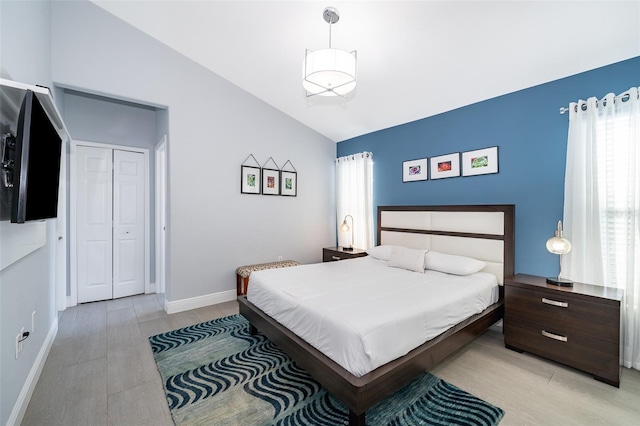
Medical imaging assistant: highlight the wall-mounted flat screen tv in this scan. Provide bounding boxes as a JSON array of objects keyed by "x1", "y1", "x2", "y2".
[{"x1": 10, "y1": 90, "x2": 62, "y2": 223}]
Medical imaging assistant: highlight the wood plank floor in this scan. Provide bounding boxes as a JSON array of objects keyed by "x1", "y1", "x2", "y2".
[{"x1": 22, "y1": 294, "x2": 640, "y2": 425}]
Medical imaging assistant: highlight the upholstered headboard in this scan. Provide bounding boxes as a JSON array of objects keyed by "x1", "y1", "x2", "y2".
[{"x1": 377, "y1": 205, "x2": 515, "y2": 284}]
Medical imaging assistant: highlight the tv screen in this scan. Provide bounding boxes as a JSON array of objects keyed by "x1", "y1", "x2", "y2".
[{"x1": 11, "y1": 90, "x2": 63, "y2": 223}]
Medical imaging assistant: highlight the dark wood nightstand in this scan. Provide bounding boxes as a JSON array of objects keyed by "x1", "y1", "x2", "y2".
[
  {"x1": 322, "y1": 246, "x2": 368, "y2": 262},
  {"x1": 504, "y1": 273, "x2": 624, "y2": 387}
]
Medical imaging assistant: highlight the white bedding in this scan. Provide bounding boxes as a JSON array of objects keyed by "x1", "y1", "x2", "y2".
[{"x1": 246, "y1": 256, "x2": 499, "y2": 377}]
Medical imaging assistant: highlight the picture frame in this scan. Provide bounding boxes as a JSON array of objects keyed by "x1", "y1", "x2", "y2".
[
  {"x1": 402, "y1": 158, "x2": 428, "y2": 182},
  {"x1": 240, "y1": 165, "x2": 261, "y2": 194},
  {"x1": 462, "y1": 146, "x2": 499, "y2": 177},
  {"x1": 430, "y1": 153, "x2": 460, "y2": 179},
  {"x1": 280, "y1": 170, "x2": 297, "y2": 196},
  {"x1": 261, "y1": 168, "x2": 280, "y2": 195}
]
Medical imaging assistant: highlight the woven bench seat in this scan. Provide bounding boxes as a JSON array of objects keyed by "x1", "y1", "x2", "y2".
[{"x1": 235, "y1": 260, "x2": 299, "y2": 296}]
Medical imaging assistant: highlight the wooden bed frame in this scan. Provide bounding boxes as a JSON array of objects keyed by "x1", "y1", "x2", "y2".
[{"x1": 238, "y1": 204, "x2": 514, "y2": 425}]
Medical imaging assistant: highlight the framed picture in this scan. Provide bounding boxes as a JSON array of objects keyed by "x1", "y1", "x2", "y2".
[
  {"x1": 241, "y1": 165, "x2": 261, "y2": 194},
  {"x1": 281, "y1": 171, "x2": 297, "y2": 196},
  {"x1": 261, "y1": 168, "x2": 280, "y2": 195},
  {"x1": 402, "y1": 158, "x2": 428, "y2": 182},
  {"x1": 430, "y1": 153, "x2": 460, "y2": 179},
  {"x1": 462, "y1": 146, "x2": 499, "y2": 176}
]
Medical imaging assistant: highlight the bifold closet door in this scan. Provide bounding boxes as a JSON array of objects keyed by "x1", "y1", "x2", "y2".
[
  {"x1": 77, "y1": 146, "x2": 114, "y2": 303},
  {"x1": 112, "y1": 150, "x2": 145, "y2": 298},
  {"x1": 77, "y1": 146, "x2": 145, "y2": 303}
]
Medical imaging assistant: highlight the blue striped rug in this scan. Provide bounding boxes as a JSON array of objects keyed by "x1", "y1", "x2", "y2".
[{"x1": 149, "y1": 315, "x2": 504, "y2": 426}]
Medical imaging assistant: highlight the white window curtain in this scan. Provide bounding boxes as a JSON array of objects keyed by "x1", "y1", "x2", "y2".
[
  {"x1": 563, "y1": 87, "x2": 640, "y2": 370},
  {"x1": 335, "y1": 152, "x2": 374, "y2": 250}
]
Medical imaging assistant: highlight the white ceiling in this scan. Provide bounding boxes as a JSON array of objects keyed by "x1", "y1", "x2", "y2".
[{"x1": 92, "y1": 1, "x2": 640, "y2": 142}]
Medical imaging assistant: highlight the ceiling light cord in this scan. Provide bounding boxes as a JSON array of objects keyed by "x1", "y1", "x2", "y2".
[{"x1": 325, "y1": 7, "x2": 338, "y2": 48}]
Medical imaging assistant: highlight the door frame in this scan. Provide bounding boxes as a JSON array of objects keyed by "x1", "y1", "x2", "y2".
[
  {"x1": 69, "y1": 140, "x2": 150, "y2": 306},
  {"x1": 55, "y1": 135, "x2": 68, "y2": 312},
  {"x1": 154, "y1": 136, "x2": 167, "y2": 295}
]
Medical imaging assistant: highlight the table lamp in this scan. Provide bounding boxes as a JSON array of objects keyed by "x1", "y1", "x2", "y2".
[
  {"x1": 546, "y1": 220, "x2": 573, "y2": 286},
  {"x1": 340, "y1": 215, "x2": 354, "y2": 251}
]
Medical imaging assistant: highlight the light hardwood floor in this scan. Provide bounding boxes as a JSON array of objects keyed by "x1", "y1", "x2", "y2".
[{"x1": 22, "y1": 294, "x2": 640, "y2": 425}]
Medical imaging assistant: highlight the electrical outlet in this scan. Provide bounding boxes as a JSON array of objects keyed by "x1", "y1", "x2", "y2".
[
  {"x1": 32, "y1": 310, "x2": 36, "y2": 335},
  {"x1": 278, "y1": 256, "x2": 283, "y2": 261}
]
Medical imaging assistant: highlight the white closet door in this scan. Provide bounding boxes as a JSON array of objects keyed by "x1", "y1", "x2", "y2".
[
  {"x1": 77, "y1": 146, "x2": 113, "y2": 303},
  {"x1": 113, "y1": 150, "x2": 145, "y2": 299}
]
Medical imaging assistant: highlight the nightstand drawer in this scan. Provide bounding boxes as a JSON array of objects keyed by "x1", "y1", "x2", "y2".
[
  {"x1": 505, "y1": 317, "x2": 619, "y2": 385},
  {"x1": 322, "y1": 247, "x2": 368, "y2": 262},
  {"x1": 505, "y1": 286, "x2": 619, "y2": 343},
  {"x1": 323, "y1": 252, "x2": 347, "y2": 262}
]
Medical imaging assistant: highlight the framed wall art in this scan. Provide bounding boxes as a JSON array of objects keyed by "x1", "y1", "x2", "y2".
[
  {"x1": 402, "y1": 158, "x2": 428, "y2": 182},
  {"x1": 430, "y1": 153, "x2": 460, "y2": 179},
  {"x1": 241, "y1": 154, "x2": 262, "y2": 194},
  {"x1": 240, "y1": 165, "x2": 261, "y2": 194},
  {"x1": 261, "y1": 157, "x2": 281, "y2": 195},
  {"x1": 462, "y1": 146, "x2": 499, "y2": 176},
  {"x1": 281, "y1": 171, "x2": 297, "y2": 196},
  {"x1": 262, "y1": 168, "x2": 280, "y2": 195},
  {"x1": 280, "y1": 160, "x2": 297, "y2": 196}
]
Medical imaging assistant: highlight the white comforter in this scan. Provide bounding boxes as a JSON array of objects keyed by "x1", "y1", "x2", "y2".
[{"x1": 247, "y1": 256, "x2": 499, "y2": 377}]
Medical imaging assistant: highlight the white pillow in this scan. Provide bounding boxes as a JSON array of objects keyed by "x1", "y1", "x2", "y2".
[
  {"x1": 388, "y1": 246, "x2": 427, "y2": 273},
  {"x1": 425, "y1": 251, "x2": 486, "y2": 275},
  {"x1": 366, "y1": 245, "x2": 395, "y2": 261}
]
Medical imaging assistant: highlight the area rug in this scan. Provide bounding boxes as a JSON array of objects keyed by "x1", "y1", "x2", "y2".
[{"x1": 149, "y1": 314, "x2": 504, "y2": 426}]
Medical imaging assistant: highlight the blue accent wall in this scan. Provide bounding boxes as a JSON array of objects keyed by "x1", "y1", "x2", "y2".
[{"x1": 337, "y1": 56, "x2": 640, "y2": 278}]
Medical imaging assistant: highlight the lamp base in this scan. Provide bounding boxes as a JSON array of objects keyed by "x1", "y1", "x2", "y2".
[
  {"x1": 342, "y1": 246, "x2": 354, "y2": 251},
  {"x1": 546, "y1": 277, "x2": 573, "y2": 287}
]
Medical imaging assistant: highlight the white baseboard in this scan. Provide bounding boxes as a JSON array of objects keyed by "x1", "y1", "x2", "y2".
[
  {"x1": 164, "y1": 290, "x2": 237, "y2": 314},
  {"x1": 7, "y1": 317, "x2": 58, "y2": 426},
  {"x1": 66, "y1": 295, "x2": 76, "y2": 308},
  {"x1": 67, "y1": 282, "x2": 157, "y2": 308}
]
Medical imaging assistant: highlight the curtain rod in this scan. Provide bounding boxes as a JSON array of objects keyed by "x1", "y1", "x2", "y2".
[
  {"x1": 559, "y1": 89, "x2": 638, "y2": 114},
  {"x1": 336, "y1": 151, "x2": 373, "y2": 161}
]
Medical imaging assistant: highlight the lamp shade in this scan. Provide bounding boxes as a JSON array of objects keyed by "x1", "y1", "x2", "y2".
[
  {"x1": 303, "y1": 48, "x2": 357, "y2": 97},
  {"x1": 545, "y1": 220, "x2": 572, "y2": 255},
  {"x1": 340, "y1": 219, "x2": 350, "y2": 232},
  {"x1": 546, "y1": 237, "x2": 572, "y2": 255}
]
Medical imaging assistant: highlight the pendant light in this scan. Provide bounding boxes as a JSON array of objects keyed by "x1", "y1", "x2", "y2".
[{"x1": 303, "y1": 7, "x2": 357, "y2": 99}]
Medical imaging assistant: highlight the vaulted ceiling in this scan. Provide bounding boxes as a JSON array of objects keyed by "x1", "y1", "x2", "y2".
[{"x1": 92, "y1": 1, "x2": 640, "y2": 142}]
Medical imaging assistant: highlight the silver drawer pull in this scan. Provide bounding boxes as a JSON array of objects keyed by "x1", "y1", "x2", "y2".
[
  {"x1": 332, "y1": 256, "x2": 341, "y2": 260},
  {"x1": 542, "y1": 297, "x2": 568, "y2": 308},
  {"x1": 542, "y1": 330, "x2": 568, "y2": 342}
]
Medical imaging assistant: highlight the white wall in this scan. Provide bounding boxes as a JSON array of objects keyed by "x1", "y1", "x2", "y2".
[
  {"x1": 0, "y1": 1, "x2": 58, "y2": 424},
  {"x1": 0, "y1": 1, "x2": 51, "y2": 86},
  {"x1": 63, "y1": 90, "x2": 159, "y2": 149},
  {"x1": 52, "y1": 0, "x2": 336, "y2": 303}
]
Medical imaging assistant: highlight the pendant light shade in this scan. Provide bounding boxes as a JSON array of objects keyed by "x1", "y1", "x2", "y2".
[
  {"x1": 303, "y1": 49, "x2": 357, "y2": 97},
  {"x1": 303, "y1": 7, "x2": 357, "y2": 98}
]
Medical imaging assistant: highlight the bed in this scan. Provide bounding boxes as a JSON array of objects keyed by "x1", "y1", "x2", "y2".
[{"x1": 238, "y1": 204, "x2": 514, "y2": 425}]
